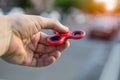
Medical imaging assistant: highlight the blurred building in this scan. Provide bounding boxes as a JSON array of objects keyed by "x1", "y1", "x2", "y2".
[
  {"x1": 31, "y1": 0, "x2": 55, "y2": 13},
  {"x1": 0, "y1": 0, "x2": 55, "y2": 14}
]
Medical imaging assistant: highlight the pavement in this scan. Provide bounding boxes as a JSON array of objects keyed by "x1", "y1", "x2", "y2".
[{"x1": 0, "y1": 25, "x2": 117, "y2": 80}]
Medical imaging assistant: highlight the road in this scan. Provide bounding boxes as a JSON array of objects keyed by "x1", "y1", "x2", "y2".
[{"x1": 0, "y1": 25, "x2": 116, "y2": 80}]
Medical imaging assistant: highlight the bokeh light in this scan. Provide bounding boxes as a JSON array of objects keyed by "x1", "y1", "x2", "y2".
[{"x1": 94, "y1": 0, "x2": 117, "y2": 11}]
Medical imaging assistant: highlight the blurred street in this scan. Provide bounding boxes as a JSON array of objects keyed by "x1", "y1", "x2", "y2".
[{"x1": 0, "y1": 24, "x2": 117, "y2": 80}]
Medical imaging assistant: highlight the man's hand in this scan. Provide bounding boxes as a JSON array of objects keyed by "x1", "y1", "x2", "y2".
[{"x1": 1, "y1": 14, "x2": 70, "y2": 67}]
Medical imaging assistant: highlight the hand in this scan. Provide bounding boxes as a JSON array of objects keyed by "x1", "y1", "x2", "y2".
[{"x1": 1, "y1": 14, "x2": 70, "y2": 67}]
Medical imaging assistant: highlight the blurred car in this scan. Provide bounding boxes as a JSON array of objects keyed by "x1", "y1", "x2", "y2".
[{"x1": 89, "y1": 14, "x2": 119, "y2": 40}]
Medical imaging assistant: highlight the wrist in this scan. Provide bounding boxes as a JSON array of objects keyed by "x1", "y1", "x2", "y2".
[{"x1": 0, "y1": 16, "x2": 12, "y2": 56}]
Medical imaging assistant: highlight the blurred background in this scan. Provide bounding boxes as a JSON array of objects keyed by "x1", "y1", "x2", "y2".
[{"x1": 0, "y1": 0, "x2": 120, "y2": 80}]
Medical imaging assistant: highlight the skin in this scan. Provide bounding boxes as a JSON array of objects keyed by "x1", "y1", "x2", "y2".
[{"x1": 0, "y1": 14, "x2": 70, "y2": 67}]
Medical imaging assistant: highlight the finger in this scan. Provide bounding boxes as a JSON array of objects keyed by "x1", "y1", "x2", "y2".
[
  {"x1": 36, "y1": 54, "x2": 56, "y2": 67},
  {"x1": 39, "y1": 17, "x2": 69, "y2": 33},
  {"x1": 49, "y1": 50, "x2": 61, "y2": 60},
  {"x1": 28, "y1": 31, "x2": 49, "y2": 51},
  {"x1": 27, "y1": 58, "x2": 37, "y2": 67},
  {"x1": 57, "y1": 40, "x2": 70, "y2": 52},
  {"x1": 41, "y1": 51, "x2": 61, "y2": 66},
  {"x1": 44, "y1": 56, "x2": 56, "y2": 67},
  {"x1": 38, "y1": 32, "x2": 49, "y2": 45},
  {"x1": 35, "y1": 44, "x2": 56, "y2": 53}
]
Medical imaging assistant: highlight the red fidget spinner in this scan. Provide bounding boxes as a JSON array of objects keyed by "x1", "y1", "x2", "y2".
[{"x1": 47, "y1": 30, "x2": 86, "y2": 46}]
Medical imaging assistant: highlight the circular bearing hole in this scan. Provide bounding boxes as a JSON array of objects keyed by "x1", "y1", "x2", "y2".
[
  {"x1": 50, "y1": 36, "x2": 61, "y2": 41},
  {"x1": 72, "y1": 31, "x2": 83, "y2": 36}
]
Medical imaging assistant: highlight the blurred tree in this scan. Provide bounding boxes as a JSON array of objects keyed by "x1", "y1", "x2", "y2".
[
  {"x1": 114, "y1": 0, "x2": 120, "y2": 13},
  {"x1": 17, "y1": 0, "x2": 33, "y2": 9},
  {"x1": 54, "y1": 0, "x2": 106, "y2": 14},
  {"x1": 54, "y1": 0, "x2": 76, "y2": 13}
]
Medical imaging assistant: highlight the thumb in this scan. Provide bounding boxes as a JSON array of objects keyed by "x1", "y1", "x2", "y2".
[
  {"x1": 11, "y1": 15, "x2": 69, "y2": 39},
  {"x1": 40, "y1": 18, "x2": 69, "y2": 33}
]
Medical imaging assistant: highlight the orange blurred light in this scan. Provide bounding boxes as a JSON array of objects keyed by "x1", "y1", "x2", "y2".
[
  {"x1": 94, "y1": 0, "x2": 117, "y2": 11},
  {"x1": 106, "y1": 3, "x2": 115, "y2": 11}
]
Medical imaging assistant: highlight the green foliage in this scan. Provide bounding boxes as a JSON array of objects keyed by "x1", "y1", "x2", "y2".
[
  {"x1": 17, "y1": 0, "x2": 33, "y2": 9},
  {"x1": 54, "y1": 0, "x2": 106, "y2": 13},
  {"x1": 54, "y1": 0, "x2": 77, "y2": 13}
]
